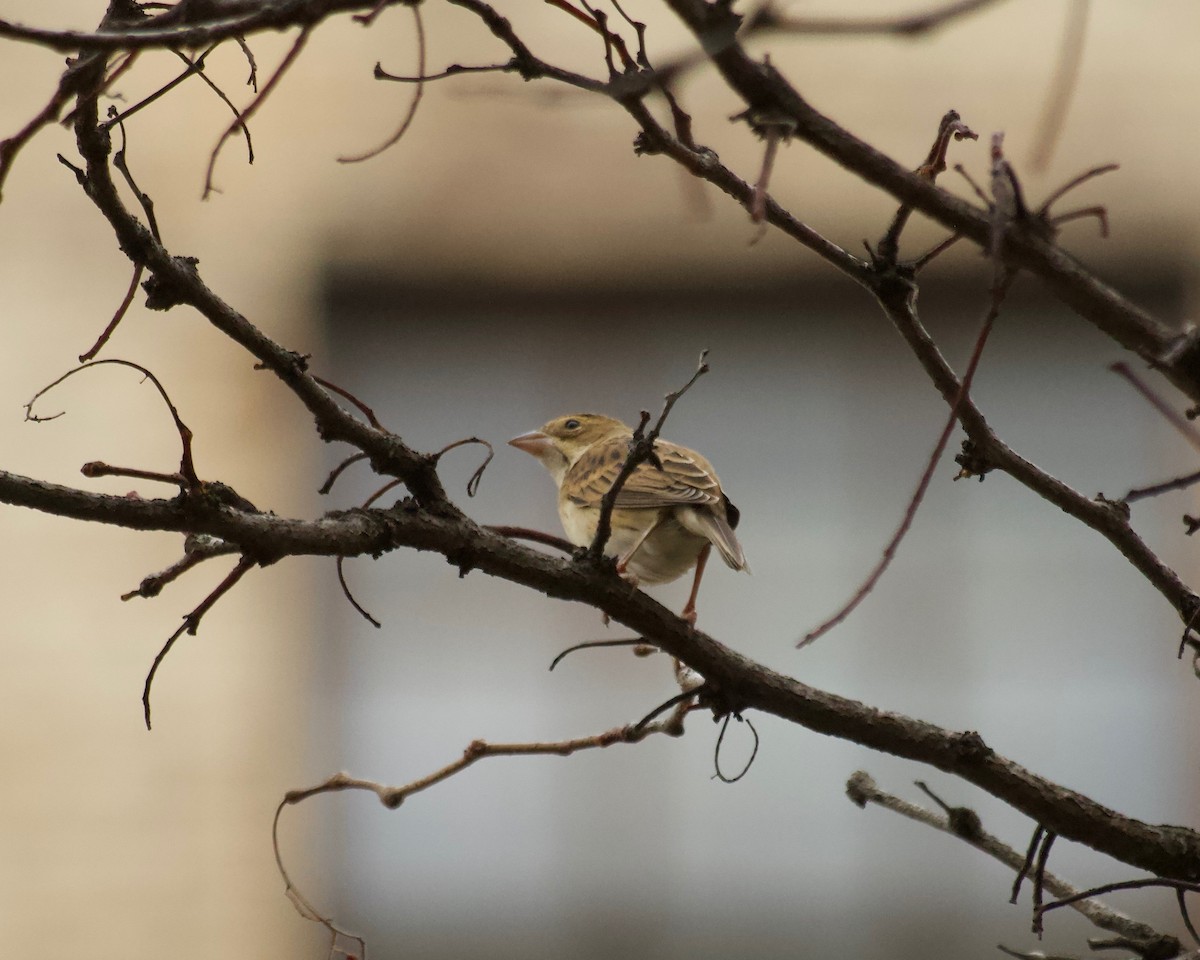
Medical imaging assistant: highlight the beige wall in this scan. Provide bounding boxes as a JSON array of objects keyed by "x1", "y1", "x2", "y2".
[{"x1": 1, "y1": 2, "x2": 1198, "y2": 958}]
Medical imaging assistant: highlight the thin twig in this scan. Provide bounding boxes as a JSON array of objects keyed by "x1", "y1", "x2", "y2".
[
  {"x1": 431, "y1": 436, "x2": 494, "y2": 497},
  {"x1": 1124, "y1": 469, "x2": 1200, "y2": 505},
  {"x1": 1111, "y1": 361, "x2": 1200, "y2": 456},
  {"x1": 340, "y1": 3, "x2": 426, "y2": 163},
  {"x1": 374, "y1": 61, "x2": 510, "y2": 82},
  {"x1": 171, "y1": 47, "x2": 254, "y2": 163},
  {"x1": 877, "y1": 109, "x2": 977, "y2": 264},
  {"x1": 273, "y1": 717, "x2": 688, "y2": 949},
  {"x1": 204, "y1": 26, "x2": 311, "y2": 198},
  {"x1": 589, "y1": 349, "x2": 710, "y2": 560},
  {"x1": 78, "y1": 263, "x2": 143, "y2": 361},
  {"x1": 311, "y1": 374, "x2": 382, "y2": 428},
  {"x1": 1032, "y1": 830, "x2": 1058, "y2": 935},
  {"x1": 319, "y1": 452, "x2": 369, "y2": 495},
  {"x1": 486, "y1": 525, "x2": 576, "y2": 554},
  {"x1": 847, "y1": 773, "x2": 1179, "y2": 952},
  {"x1": 25, "y1": 358, "x2": 200, "y2": 488},
  {"x1": 102, "y1": 45, "x2": 216, "y2": 129},
  {"x1": 142, "y1": 556, "x2": 256, "y2": 729},
  {"x1": 121, "y1": 534, "x2": 238, "y2": 601},
  {"x1": 549, "y1": 637, "x2": 648, "y2": 671},
  {"x1": 800, "y1": 271, "x2": 1014, "y2": 647},
  {"x1": 1013, "y1": 825, "x2": 1046, "y2": 903},
  {"x1": 336, "y1": 556, "x2": 381, "y2": 628},
  {"x1": 760, "y1": 0, "x2": 1010, "y2": 37},
  {"x1": 712, "y1": 713, "x2": 759, "y2": 783},
  {"x1": 1028, "y1": 0, "x2": 1090, "y2": 172}
]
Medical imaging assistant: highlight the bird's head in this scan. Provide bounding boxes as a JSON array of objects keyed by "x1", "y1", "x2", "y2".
[{"x1": 509, "y1": 413, "x2": 630, "y2": 484}]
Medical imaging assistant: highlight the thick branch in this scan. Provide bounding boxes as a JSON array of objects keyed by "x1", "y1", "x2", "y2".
[
  {"x1": 659, "y1": 0, "x2": 1200, "y2": 403},
  {"x1": 871, "y1": 271, "x2": 1200, "y2": 628},
  {"x1": 2, "y1": 464, "x2": 1198, "y2": 882},
  {"x1": 0, "y1": 0, "x2": 404, "y2": 52},
  {"x1": 63, "y1": 69, "x2": 448, "y2": 508}
]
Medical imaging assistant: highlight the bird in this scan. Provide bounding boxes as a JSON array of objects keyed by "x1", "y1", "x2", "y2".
[{"x1": 509, "y1": 413, "x2": 747, "y2": 623}]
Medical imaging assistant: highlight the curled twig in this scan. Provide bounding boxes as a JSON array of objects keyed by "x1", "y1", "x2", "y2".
[
  {"x1": 333, "y1": 476, "x2": 405, "y2": 627},
  {"x1": 340, "y1": 3, "x2": 426, "y2": 163},
  {"x1": 25, "y1": 358, "x2": 199, "y2": 489},
  {"x1": 712, "y1": 712, "x2": 759, "y2": 783},
  {"x1": 431, "y1": 436, "x2": 494, "y2": 497},
  {"x1": 319, "y1": 452, "x2": 369, "y2": 495}
]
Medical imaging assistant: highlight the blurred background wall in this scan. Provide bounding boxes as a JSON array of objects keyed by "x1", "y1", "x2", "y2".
[{"x1": 1, "y1": 2, "x2": 1199, "y2": 958}]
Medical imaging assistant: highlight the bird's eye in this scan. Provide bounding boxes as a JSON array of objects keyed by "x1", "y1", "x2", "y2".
[{"x1": 563, "y1": 418, "x2": 581, "y2": 430}]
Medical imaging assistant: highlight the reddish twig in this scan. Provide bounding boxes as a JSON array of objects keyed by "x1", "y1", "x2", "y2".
[
  {"x1": 431, "y1": 436, "x2": 494, "y2": 497},
  {"x1": 204, "y1": 26, "x2": 311, "y2": 198},
  {"x1": 25, "y1": 358, "x2": 200, "y2": 489},
  {"x1": 800, "y1": 271, "x2": 1014, "y2": 647},
  {"x1": 79, "y1": 263, "x2": 143, "y2": 361},
  {"x1": 311, "y1": 374, "x2": 383, "y2": 428},
  {"x1": 877, "y1": 109, "x2": 978, "y2": 263},
  {"x1": 341, "y1": 3, "x2": 426, "y2": 163},
  {"x1": 142, "y1": 555, "x2": 256, "y2": 729},
  {"x1": 486, "y1": 525, "x2": 576, "y2": 554},
  {"x1": 1028, "y1": 0, "x2": 1090, "y2": 172},
  {"x1": 336, "y1": 555, "x2": 381, "y2": 628},
  {"x1": 1111, "y1": 361, "x2": 1200, "y2": 456},
  {"x1": 318, "y1": 452, "x2": 369, "y2": 495}
]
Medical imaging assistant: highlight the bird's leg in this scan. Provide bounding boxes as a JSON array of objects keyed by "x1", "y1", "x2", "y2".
[
  {"x1": 614, "y1": 517, "x2": 661, "y2": 580},
  {"x1": 602, "y1": 519, "x2": 659, "y2": 626},
  {"x1": 680, "y1": 543, "x2": 712, "y2": 626}
]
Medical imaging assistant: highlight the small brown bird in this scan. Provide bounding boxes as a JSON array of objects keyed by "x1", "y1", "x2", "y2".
[{"x1": 509, "y1": 413, "x2": 747, "y2": 623}]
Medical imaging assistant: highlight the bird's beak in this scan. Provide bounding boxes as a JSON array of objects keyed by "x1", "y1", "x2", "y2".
[{"x1": 508, "y1": 430, "x2": 554, "y2": 458}]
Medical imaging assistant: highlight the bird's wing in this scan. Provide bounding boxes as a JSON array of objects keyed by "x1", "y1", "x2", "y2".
[{"x1": 564, "y1": 437, "x2": 721, "y2": 509}]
